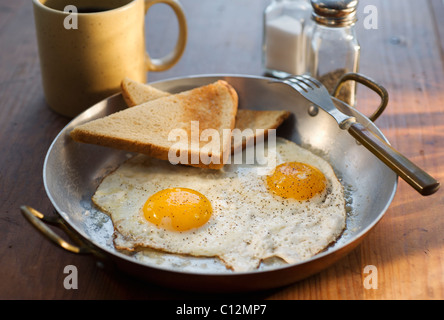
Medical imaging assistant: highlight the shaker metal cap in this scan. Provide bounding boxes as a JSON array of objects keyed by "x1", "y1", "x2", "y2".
[{"x1": 311, "y1": 0, "x2": 358, "y2": 27}]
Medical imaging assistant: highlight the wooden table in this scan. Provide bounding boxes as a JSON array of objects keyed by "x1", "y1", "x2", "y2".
[{"x1": 1, "y1": 0, "x2": 443, "y2": 300}]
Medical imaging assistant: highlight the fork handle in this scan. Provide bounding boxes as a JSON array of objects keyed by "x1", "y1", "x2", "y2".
[{"x1": 348, "y1": 122, "x2": 440, "y2": 196}]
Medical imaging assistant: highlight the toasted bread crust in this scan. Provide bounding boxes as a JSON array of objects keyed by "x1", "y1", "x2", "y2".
[
  {"x1": 231, "y1": 109, "x2": 291, "y2": 152},
  {"x1": 72, "y1": 79, "x2": 291, "y2": 169},
  {"x1": 120, "y1": 78, "x2": 290, "y2": 153},
  {"x1": 70, "y1": 80, "x2": 237, "y2": 169},
  {"x1": 121, "y1": 77, "x2": 169, "y2": 107}
]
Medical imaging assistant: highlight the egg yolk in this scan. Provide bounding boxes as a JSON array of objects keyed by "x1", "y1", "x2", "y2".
[
  {"x1": 266, "y1": 162, "x2": 327, "y2": 201},
  {"x1": 143, "y1": 188, "x2": 212, "y2": 232}
]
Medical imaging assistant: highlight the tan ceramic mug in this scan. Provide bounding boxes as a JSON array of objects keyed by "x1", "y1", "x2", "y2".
[{"x1": 33, "y1": 0, "x2": 187, "y2": 117}]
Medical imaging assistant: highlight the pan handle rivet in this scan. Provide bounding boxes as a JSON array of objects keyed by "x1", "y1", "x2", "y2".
[{"x1": 308, "y1": 105, "x2": 319, "y2": 117}]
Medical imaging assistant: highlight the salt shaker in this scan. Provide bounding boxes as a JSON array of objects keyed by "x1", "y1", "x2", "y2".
[
  {"x1": 262, "y1": 0, "x2": 313, "y2": 78},
  {"x1": 307, "y1": 0, "x2": 360, "y2": 106}
]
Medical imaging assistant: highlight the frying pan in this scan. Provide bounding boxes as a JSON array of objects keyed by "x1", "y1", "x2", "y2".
[{"x1": 22, "y1": 74, "x2": 403, "y2": 292}]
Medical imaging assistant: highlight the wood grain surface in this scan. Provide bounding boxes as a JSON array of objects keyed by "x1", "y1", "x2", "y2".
[{"x1": 1, "y1": 0, "x2": 443, "y2": 300}]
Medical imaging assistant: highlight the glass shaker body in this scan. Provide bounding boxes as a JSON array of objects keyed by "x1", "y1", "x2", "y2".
[
  {"x1": 262, "y1": 0, "x2": 313, "y2": 78},
  {"x1": 306, "y1": 0, "x2": 360, "y2": 106},
  {"x1": 308, "y1": 24, "x2": 360, "y2": 106}
]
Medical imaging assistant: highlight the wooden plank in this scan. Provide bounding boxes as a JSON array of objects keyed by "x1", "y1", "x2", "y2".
[{"x1": 1, "y1": 0, "x2": 443, "y2": 299}]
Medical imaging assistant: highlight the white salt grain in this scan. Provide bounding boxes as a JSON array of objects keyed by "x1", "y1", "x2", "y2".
[{"x1": 265, "y1": 15, "x2": 305, "y2": 75}]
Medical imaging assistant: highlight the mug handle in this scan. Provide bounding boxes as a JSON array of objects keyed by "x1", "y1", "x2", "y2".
[{"x1": 144, "y1": 0, "x2": 187, "y2": 71}]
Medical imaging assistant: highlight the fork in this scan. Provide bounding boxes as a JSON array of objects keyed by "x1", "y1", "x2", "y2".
[{"x1": 277, "y1": 75, "x2": 439, "y2": 196}]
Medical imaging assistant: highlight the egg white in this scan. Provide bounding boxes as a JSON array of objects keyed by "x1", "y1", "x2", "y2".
[{"x1": 92, "y1": 138, "x2": 346, "y2": 272}]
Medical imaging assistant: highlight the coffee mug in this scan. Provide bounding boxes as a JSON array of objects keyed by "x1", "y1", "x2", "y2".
[{"x1": 33, "y1": 0, "x2": 187, "y2": 117}]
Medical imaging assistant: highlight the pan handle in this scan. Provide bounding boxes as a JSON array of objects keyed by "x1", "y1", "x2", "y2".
[
  {"x1": 333, "y1": 72, "x2": 389, "y2": 122},
  {"x1": 348, "y1": 123, "x2": 440, "y2": 196},
  {"x1": 21, "y1": 205, "x2": 96, "y2": 255}
]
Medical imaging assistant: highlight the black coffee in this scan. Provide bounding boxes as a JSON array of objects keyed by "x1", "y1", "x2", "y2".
[{"x1": 76, "y1": 6, "x2": 111, "y2": 13}]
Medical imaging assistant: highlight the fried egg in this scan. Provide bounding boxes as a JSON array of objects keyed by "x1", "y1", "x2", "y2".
[{"x1": 92, "y1": 138, "x2": 346, "y2": 272}]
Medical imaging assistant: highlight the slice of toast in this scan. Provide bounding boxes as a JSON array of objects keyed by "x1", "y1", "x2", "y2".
[
  {"x1": 70, "y1": 80, "x2": 238, "y2": 169},
  {"x1": 121, "y1": 77, "x2": 170, "y2": 107},
  {"x1": 231, "y1": 109, "x2": 291, "y2": 152},
  {"x1": 120, "y1": 78, "x2": 291, "y2": 152}
]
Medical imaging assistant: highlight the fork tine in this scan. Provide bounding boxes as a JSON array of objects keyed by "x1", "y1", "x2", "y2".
[
  {"x1": 301, "y1": 75, "x2": 322, "y2": 88},
  {"x1": 293, "y1": 81, "x2": 308, "y2": 93},
  {"x1": 295, "y1": 75, "x2": 316, "y2": 90},
  {"x1": 290, "y1": 76, "x2": 313, "y2": 91},
  {"x1": 283, "y1": 77, "x2": 308, "y2": 92}
]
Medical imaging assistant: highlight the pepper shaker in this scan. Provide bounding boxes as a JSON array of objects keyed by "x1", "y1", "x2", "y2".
[
  {"x1": 307, "y1": 0, "x2": 360, "y2": 106},
  {"x1": 262, "y1": 0, "x2": 313, "y2": 78}
]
